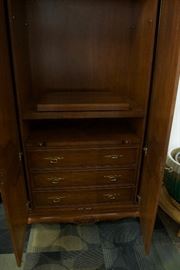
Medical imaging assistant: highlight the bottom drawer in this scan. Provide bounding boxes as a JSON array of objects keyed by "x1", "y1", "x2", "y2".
[{"x1": 32, "y1": 187, "x2": 135, "y2": 208}]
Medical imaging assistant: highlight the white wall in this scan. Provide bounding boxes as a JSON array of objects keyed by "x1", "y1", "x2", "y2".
[{"x1": 168, "y1": 79, "x2": 180, "y2": 151}]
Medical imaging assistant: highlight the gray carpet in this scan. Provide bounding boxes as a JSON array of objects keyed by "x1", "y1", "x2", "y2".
[{"x1": 0, "y1": 204, "x2": 180, "y2": 270}]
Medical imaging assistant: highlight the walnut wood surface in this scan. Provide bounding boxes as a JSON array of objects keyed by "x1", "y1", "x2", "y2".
[
  {"x1": 8, "y1": 0, "x2": 158, "y2": 118},
  {"x1": 32, "y1": 187, "x2": 135, "y2": 208},
  {"x1": 28, "y1": 204, "x2": 140, "y2": 224},
  {"x1": 24, "y1": 108, "x2": 145, "y2": 120},
  {"x1": 0, "y1": 0, "x2": 28, "y2": 266},
  {"x1": 27, "y1": 147, "x2": 139, "y2": 169},
  {"x1": 25, "y1": 120, "x2": 140, "y2": 147},
  {"x1": 37, "y1": 91, "x2": 131, "y2": 112},
  {"x1": 30, "y1": 168, "x2": 136, "y2": 190},
  {"x1": 2, "y1": 0, "x2": 179, "y2": 262},
  {"x1": 140, "y1": 0, "x2": 180, "y2": 254}
]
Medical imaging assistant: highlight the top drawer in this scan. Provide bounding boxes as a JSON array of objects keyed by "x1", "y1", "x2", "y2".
[{"x1": 27, "y1": 147, "x2": 139, "y2": 169}]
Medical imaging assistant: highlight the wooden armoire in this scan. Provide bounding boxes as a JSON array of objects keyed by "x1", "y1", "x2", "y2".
[{"x1": 0, "y1": 0, "x2": 180, "y2": 266}]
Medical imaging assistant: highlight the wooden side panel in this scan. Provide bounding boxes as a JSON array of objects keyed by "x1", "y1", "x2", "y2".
[
  {"x1": 140, "y1": 0, "x2": 180, "y2": 253},
  {"x1": 7, "y1": 0, "x2": 32, "y2": 114},
  {"x1": 0, "y1": 0, "x2": 28, "y2": 266}
]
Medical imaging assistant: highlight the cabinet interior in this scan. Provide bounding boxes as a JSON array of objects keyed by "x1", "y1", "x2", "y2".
[
  {"x1": 25, "y1": 119, "x2": 141, "y2": 147},
  {"x1": 8, "y1": 0, "x2": 157, "y2": 119},
  {"x1": 6, "y1": 0, "x2": 158, "y2": 216}
]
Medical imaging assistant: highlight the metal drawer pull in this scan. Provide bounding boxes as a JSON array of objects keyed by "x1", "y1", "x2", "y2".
[
  {"x1": 164, "y1": 166, "x2": 174, "y2": 173},
  {"x1": 104, "y1": 193, "x2": 119, "y2": 200},
  {"x1": 104, "y1": 154, "x2": 123, "y2": 159},
  {"x1": 47, "y1": 177, "x2": 64, "y2": 184},
  {"x1": 104, "y1": 175, "x2": 122, "y2": 182},
  {"x1": 48, "y1": 195, "x2": 65, "y2": 203},
  {"x1": 78, "y1": 207, "x2": 93, "y2": 211},
  {"x1": 44, "y1": 156, "x2": 64, "y2": 164}
]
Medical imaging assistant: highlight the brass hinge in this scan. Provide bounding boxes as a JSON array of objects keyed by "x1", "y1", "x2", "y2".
[
  {"x1": 26, "y1": 201, "x2": 32, "y2": 210},
  {"x1": 18, "y1": 152, "x2": 23, "y2": 161},
  {"x1": 0, "y1": 171, "x2": 5, "y2": 186},
  {"x1": 137, "y1": 195, "x2": 141, "y2": 204},
  {"x1": 143, "y1": 146, "x2": 148, "y2": 156}
]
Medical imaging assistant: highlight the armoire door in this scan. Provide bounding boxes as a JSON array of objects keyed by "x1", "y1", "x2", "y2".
[
  {"x1": 0, "y1": 0, "x2": 28, "y2": 266},
  {"x1": 140, "y1": 0, "x2": 180, "y2": 253}
]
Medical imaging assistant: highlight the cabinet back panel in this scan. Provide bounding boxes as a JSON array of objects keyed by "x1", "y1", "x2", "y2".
[
  {"x1": 26, "y1": 0, "x2": 158, "y2": 107},
  {"x1": 8, "y1": 0, "x2": 158, "y2": 111}
]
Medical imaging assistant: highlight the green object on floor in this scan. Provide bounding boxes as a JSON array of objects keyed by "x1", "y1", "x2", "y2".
[{"x1": 164, "y1": 148, "x2": 180, "y2": 203}]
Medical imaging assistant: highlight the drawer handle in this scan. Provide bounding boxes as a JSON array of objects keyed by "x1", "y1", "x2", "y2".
[
  {"x1": 47, "y1": 177, "x2": 65, "y2": 184},
  {"x1": 104, "y1": 175, "x2": 122, "y2": 182},
  {"x1": 77, "y1": 207, "x2": 93, "y2": 211},
  {"x1": 44, "y1": 156, "x2": 64, "y2": 164},
  {"x1": 48, "y1": 195, "x2": 65, "y2": 203},
  {"x1": 104, "y1": 193, "x2": 119, "y2": 200},
  {"x1": 104, "y1": 154, "x2": 123, "y2": 159}
]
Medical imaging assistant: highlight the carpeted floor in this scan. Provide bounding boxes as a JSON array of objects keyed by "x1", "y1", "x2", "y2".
[{"x1": 0, "y1": 204, "x2": 180, "y2": 270}]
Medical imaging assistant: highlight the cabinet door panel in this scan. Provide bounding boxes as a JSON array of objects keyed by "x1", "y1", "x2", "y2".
[
  {"x1": 0, "y1": 0, "x2": 28, "y2": 266},
  {"x1": 140, "y1": 0, "x2": 180, "y2": 253}
]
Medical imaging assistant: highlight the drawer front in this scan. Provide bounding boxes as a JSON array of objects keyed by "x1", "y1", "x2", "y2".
[
  {"x1": 32, "y1": 187, "x2": 135, "y2": 208},
  {"x1": 27, "y1": 147, "x2": 138, "y2": 169},
  {"x1": 31, "y1": 168, "x2": 136, "y2": 189}
]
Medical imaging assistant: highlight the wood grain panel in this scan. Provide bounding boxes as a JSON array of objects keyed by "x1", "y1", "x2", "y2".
[
  {"x1": 28, "y1": 204, "x2": 140, "y2": 224},
  {"x1": 27, "y1": 147, "x2": 139, "y2": 169},
  {"x1": 140, "y1": 0, "x2": 180, "y2": 254},
  {"x1": 0, "y1": 1, "x2": 28, "y2": 266},
  {"x1": 26, "y1": 0, "x2": 158, "y2": 110},
  {"x1": 32, "y1": 187, "x2": 135, "y2": 208}
]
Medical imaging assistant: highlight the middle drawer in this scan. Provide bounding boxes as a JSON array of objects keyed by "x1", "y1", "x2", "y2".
[
  {"x1": 27, "y1": 147, "x2": 138, "y2": 169},
  {"x1": 30, "y1": 168, "x2": 136, "y2": 189}
]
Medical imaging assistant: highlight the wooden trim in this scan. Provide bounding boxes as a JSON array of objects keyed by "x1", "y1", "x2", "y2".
[{"x1": 28, "y1": 208, "x2": 140, "y2": 224}]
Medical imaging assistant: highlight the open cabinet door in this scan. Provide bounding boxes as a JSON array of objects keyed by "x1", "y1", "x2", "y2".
[
  {"x1": 140, "y1": 0, "x2": 180, "y2": 253},
  {"x1": 0, "y1": 0, "x2": 28, "y2": 266}
]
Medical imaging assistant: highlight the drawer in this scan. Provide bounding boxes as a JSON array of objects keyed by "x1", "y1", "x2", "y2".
[
  {"x1": 31, "y1": 168, "x2": 136, "y2": 189},
  {"x1": 27, "y1": 147, "x2": 139, "y2": 169},
  {"x1": 32, "y1": 187, "x2": 135, "y2": 208}
]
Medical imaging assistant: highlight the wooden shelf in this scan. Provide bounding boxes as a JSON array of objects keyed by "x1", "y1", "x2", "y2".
[
  {"x1": 24, "y1": 110, "x2": 144, "y2": 120},
  {"x1": 23, "y1": 90, "x2": 144, "y2": 120},
  {"x1": 26, "y1": 121, "x2": 140, "y2": 147},
  {"x1": 37, "y1": 91, "x2": 131, "y2": 112}
]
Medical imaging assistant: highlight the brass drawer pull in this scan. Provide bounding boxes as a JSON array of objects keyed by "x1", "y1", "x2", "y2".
[
  {"x1": 47, "y1": 177, "x2": 64, "y2": 184},
  {"x1": 104, "y1": 193, "x2": 119, "y2": 200},
  {"x1": 104, "y1": 175, "x2": 122, "y2": 182},
  {"x1": 78, "y1": 207, "x2": 93, "y2": 211},
  {"x1": 48, "y1": 195, "x2": 65, "y2": 203},
  {"x1": 104, "y1": 154, "x2": 124, "y2": 159},
  {"x1": 44, "y1": 156, "x2": 64, "y2": 164}
]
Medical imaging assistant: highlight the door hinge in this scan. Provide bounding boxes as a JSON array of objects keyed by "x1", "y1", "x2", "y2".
[
  {"x1": 26, "y1": 201, "x2": 32, "y2": 210},
  {"x1": 143, "y1": 146, "x2": 148, "y2": 156},
  {"x1": 137, "y1": 195, "x2": 141, "y2": 204},
  {"x1": 0, "y1": 171, "x2": 5, "y2": 186},
  {"x1": 18, "y1": 152, "x2": 23, "y2": 161}
]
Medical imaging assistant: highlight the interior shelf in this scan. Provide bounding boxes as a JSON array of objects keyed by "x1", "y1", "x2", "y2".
[
  {"x1": 23, "y1": 90, "x2": 144, "y2": 120},
  {"x1": 36, "y1": 91, "x2": 131, "y2": 112},
  {"x1": 26, "y1": 120, "x2": 140, "y2": 147}
]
